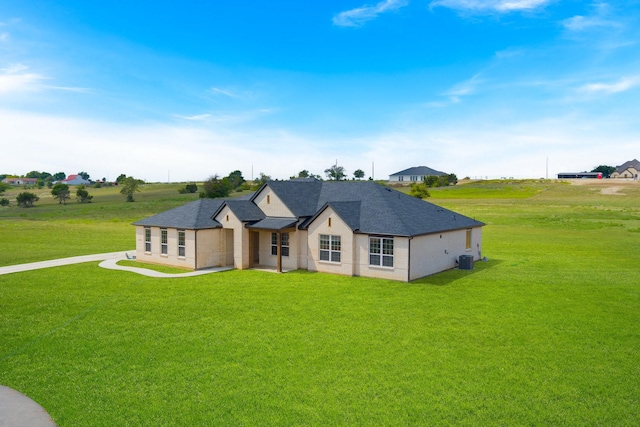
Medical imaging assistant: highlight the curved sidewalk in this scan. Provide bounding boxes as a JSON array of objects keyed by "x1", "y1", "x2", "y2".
[
  {"x1": 0, "y1": 385, "x2": 57, "y2": 427},
  {"x1": 0, "y1": 251, "x2": 132, "y2": 276},
  {"x1": 0, "y1": 251, "x2": 231, "y2": 278}
]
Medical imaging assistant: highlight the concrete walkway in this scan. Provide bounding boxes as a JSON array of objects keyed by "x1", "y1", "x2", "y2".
[
  {"x1": 0, "y1": 251, "x2": 131, "y2": 276},
  {"x1": 97, "y1": 258, "x2": 232, "y2": 277},
  {"x1": 0, "y1": 251, "x2": 232, "y2": 278},
  {"x1": 0, "y1": 386, "x2": 56, "y2": 427}
]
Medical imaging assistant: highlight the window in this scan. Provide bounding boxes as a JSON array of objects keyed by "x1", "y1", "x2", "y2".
[
  {"x1": 319, "y1": 234, "x2": 341, "y2": 263},
  {"x1": 144, "y1": 228, "x2": 151, "y2": 252},
  {"x1": 466, "y1": 229, "x2": 472, "y2": 250},
  {"x1": 271, "y1": 232, "x2": 289, "y2": 257},
  {"x1": 161, "y1": 228, "x2": 168, "y2": 255},
  {"x1": 370, "y1": 237, "x2": 394, "y2": 267},
  {"x1": 178, "y1": 230, "x2": 186, "y2": 257}
]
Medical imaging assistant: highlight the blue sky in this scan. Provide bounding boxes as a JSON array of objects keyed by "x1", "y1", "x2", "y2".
[{"x1": 1, "y1": 0, "x2": 639, "y2": 182}]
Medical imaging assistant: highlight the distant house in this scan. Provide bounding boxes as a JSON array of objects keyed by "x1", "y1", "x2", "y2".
[
  {"x1": 610, "y1": 159, "x2": 640, "y2": 179},
  {"x1": 2, "y1": 178, "x2": 38, "y2": 186},
  {"x1": 61, "y1": 174, "x2": 91, "y2": 186},
  {"x1": 133, "y1": 179, "x2": 484, "y2": 282},
  {"x1": 389, "y1": 166, "x2": 446, "y2": 183}
]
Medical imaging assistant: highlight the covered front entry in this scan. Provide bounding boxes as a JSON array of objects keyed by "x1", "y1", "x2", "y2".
[{"x1": 246, "y1": 217, "x2": 298, "y2": 273}]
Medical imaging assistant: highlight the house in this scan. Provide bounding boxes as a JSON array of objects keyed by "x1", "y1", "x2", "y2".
[
  {"x1": 133, "y1": 179, "x2": 485, "y2": 282},
  {"x1": 60, "y1": 174, "x2": 91, "y2": 186},
  {"x1": 389, "y1": 166, "x2": 446, "y2": 183},
  {"x1": 610, "y1": 159, "x2": 640, "y2": 179},
  {"x1": 2, "y1": 177, "x2": 38, "y2": 186}
]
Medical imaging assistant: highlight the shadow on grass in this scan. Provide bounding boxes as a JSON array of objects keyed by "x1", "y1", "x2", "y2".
[{"x1": 411, "y1": 258, "x2": 503, "y2": 286}]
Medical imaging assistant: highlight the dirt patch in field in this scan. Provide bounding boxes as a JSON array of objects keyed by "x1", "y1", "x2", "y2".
[{"x1": 600, "y1": 186, "x2": 623, "y2": 195}]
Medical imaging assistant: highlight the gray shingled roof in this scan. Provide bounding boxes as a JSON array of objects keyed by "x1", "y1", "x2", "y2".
[
  {"x1": 279, "y1": 181, "x2": 483, "y2": 237},
  {"x1": 389, "y1": 166, "x2": 445, "y2": 177},
  {"x1": 223, "y1": 199, "x2": 266, "y2": 222},
  {"x1": 133, "y1": 198, "x2": 224, "y2": 229},
  {"x1": 247, "y1": 217, "x2": 298, "y2": 230},
  {"x1": 615, "y1": 159, "x2": 640, "y2": 173},
  {"x1": 134, "y1": 180, "x2": 484, "y2": 237}
]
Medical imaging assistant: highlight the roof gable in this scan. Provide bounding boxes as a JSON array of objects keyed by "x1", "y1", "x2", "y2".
[{"x1": 616, "y1": 159, "x2": 640, "y2": 173}]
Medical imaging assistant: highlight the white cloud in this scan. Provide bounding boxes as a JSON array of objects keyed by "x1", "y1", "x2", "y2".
[
  {"x1": 333, "y1": 0, "x2": 408, "y2": 27},
  {"x1": 429, "y1": 0, "x2": 549, "y2": 13},
  {"x1": 579, "y1": 76, "x2": 640, "y2": 94},
  {"x1": 0, "y1": 32, "x2": 9, "y2": 42},
  {"x1": 0, "y1": 63, "x2": 47, "y2": 92}
]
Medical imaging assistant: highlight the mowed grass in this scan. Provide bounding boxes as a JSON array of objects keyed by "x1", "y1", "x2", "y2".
[{"x1": 0, "y1": 180, "x2": 639, "y2": 425}]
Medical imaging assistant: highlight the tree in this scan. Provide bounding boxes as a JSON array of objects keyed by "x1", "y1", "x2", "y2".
[
  {"x1": 0, "y1": 198, "x2": 9, "y2": 207},
  {"x1": 353, "y1": 169, "x2": 365, "y2": 180},
  {"x1": 200, "y1": 175, "x2": 232, "y2": 199},
  {"x1": 53, "y1": 172, "x2": 66, "y2": 181},
  {"x1": 324, "y1": 165, "x2": 346, "y2": 181},
  {"x1": 116, "y1": 174, "x2": 127, "y2": 184},
  {"x1": 76, "y1": 185, "x2": 93, "y2": 203},
  {"x1": 297, "y1": 170, "x2": 310, "y2": 178},
  {"x1": 409, "y1": 182, "x2": 430, "y2": 199},
  {"x1": 178, "y1": 183, "x2": 198, "y2": 194},
  {"x1": 78, "y1": 171, "x2": 90, "y2": 181},
  {"x1": 120, "y1": 176, "x2": 144, "y2": 202},
  {"x1": 51, "y1": 183, "x2": 71, "y2": 204},
  {"x1": 226, "y1": 170, "x2": 245, "y2": 190},
  {"x1": 16, "y1": 192, "x2": 39, "y2": 207},
  {"x1": 591, "y1": 165, "x2": 616, "y2": 178},
  {"x1": 253, "y1": 172, "x2": 271, "y2": 188},
  {"x1": 0, "y1": 181, "x2": 8, "y2": 195}
]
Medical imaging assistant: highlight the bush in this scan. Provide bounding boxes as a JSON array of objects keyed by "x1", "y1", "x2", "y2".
[
  {"x1": 0, "y1": 198, "x2": 10, "y2": 206},
  {"x1": 16, "y1": 192, "x2": 39, "y2": 207}
]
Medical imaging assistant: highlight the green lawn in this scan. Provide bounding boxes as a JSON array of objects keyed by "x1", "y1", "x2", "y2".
[{"x1": 0, "y1": 180, "x2": 639, "y2": 425}]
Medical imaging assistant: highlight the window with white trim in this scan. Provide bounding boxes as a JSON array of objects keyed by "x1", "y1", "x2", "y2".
[
  {"x1": 178, "y1": 230, "x2": 186, "y2": 257},
  {"x1": 144, "y1": 227, "x2": 151, "y2": 252},
  {"x1": 161, "y1": 228, "x2": 168, "y2": 255},
  {"x1": 465, "y1": 229, "x2": 472, "y2": 250},
  {"x1": 319, "y1": 234, "x2": 341, "y2": 263},
  {"x1": 271, "y1": 232, "x2": 289, "y2": 257},
  {"x1": 369, "y1": 237, "x2": 394, "y2": 267}
]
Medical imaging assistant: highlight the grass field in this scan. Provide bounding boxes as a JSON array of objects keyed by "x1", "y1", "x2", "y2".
[{"x1": 1, "y1": 180, "x2": 639, "y2": 425}]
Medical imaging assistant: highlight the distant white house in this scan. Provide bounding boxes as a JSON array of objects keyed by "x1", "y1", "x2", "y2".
[
  {"x1": 389, "y1": 166, "x2": 445, "y2": 183},
  {"x1": 61, "y1": 174, "x2": 91, "y2": 186}
]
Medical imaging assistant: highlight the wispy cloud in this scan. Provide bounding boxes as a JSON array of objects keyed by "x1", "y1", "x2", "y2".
[
  {"x1": 210, "y1": 87, "x2": 242, "y2": 98},
  {"x1": 0, "y1": 63, "x2": 90, "y2": 93},
  {"x1": 426, "y1": 73, "x2": 485, "y2": 106},
  {"x1": 175, "y1": 113, "x2": 212, "y2": 121},
  {"x1": 579, "y1": 76, "x2": 640, "y2": 94},
  {"x1": 333, "y1": 0, "x2": 408, "y2": 27},
  {"x1": 0, "y1": 63, "x2": 46, "y2": 92},
  {"x1": 430, "y1": 0, "x2": 549, "y2": 13},
  {"x1": 562, "y1": 2, "x2": 622, "y2": 32}
]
